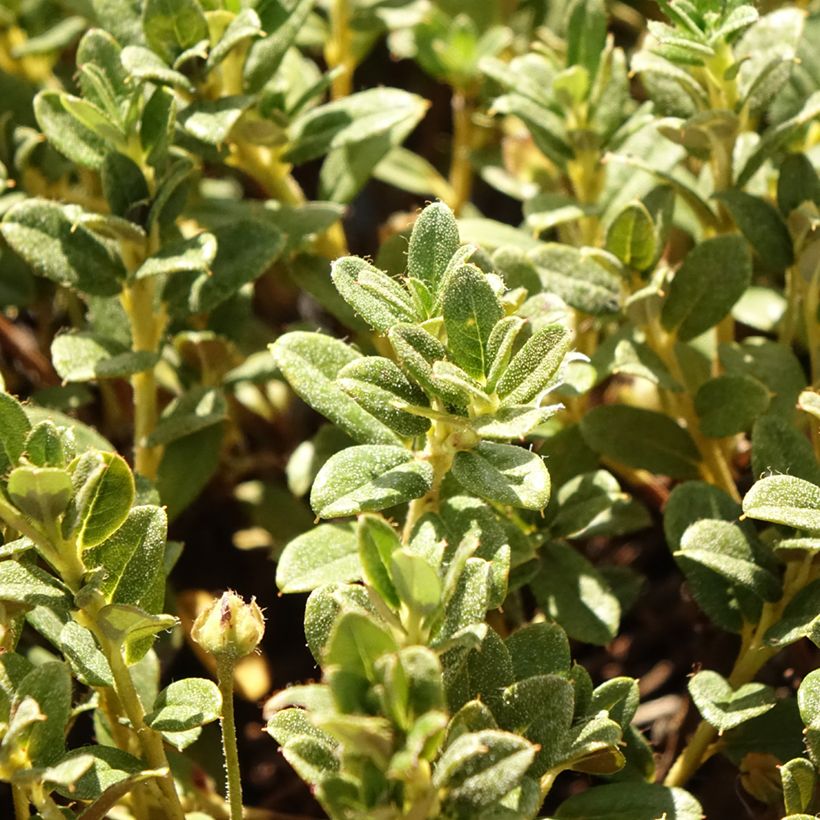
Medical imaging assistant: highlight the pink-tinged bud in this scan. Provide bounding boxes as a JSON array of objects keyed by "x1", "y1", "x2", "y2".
[{"x1": 191, "y1": 590, "x2": 265, "y2": 661}]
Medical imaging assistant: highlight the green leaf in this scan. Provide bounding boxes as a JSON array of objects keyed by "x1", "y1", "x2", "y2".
[
  {"x1": 147, "y1": 387, "x2": 226, "y2": 446},
  {"x1": 496, "y1": 323, "x2": 571, "y2": 406},
  {"x1": 24, "y1": 422, "x2": 68, "y2": 468},
  {"x1": 243, "y1": 0, "x2": 315, "y2": 93},
  {"x1": 168, "y1": 219, "x2": 284, "y2": 314},
  {"x1": 330, "y1": 256, "x2": 418, "y2": 332},
  {"x1": 11, "y1": 662, "x2": 71, "y2": 766},
  {"x1": 716, "y1": 190, "x2": 794, "y2": 270},
  {"x1": 780, "y1": 757, "x2": 816, "y2": 815},
  {"x1": 276, "y1": 523, "x2": 359, "y2": 594},
  {"x1": 142, "y1": 0, "x2": 208, "y2": 65},
  {"x1": 179, "y1": 96, "x2": 253, "y2": 146},
  {"x1": 33, "y1": 91, "x2": 106, "y2": 170},
  {"x1": 555, "y1": 783, "x2": 703, "y2": 820},
  {"x1": 310, "y1": 445, "x2": 433, "y2": 519},
  {"x1": 357, "y1": 514, "x2": 400, "y2": 610},
  {"x1": 764, "y1": 580, "x2": 820, "y2": 648},
  {"x1": 797, "y1": 670, "x2": 820, "y2": 762},
  {"x1": 442, "y1": 265, "x2": 503, "y2": 378},
  {"x1": 121, "y1": 45, "x2": 195, "y2": 91},
  {"x1": 286, "y1": 88, "x2": 426, "y2": 165},
  {"x1": 527, "y1": 244, "x2": 621, "y2": 314},
  {"x1": 96, "y1": 604, "x2": 177, "y2": 659},
  {"x1": 742, "y1": 475, "x2": 820, "y2": 533},
  {"x1": 452, "y1": 442, "x2": 550, "y2": 510},
  {"x1": 84, "y1": 505, "x2": 167, "y2": 609},
  {"x1": 135, "y1": 232, "x2": 217, "y2": 280},
  {"x1": 676, "y1": 519, "x2": 781, "y2": 602},
  {"x1": 567, "y1": 0, "x2": 607, "y2": 77},
  {"x1": 271, "y1": 332, "x2": 400, "y2": 446},
  {"x1": 435, "y1": 730, "x2": 537, "y2": 811},
  {"x1": 1, "y1": 200, "x2": 126, "y2": 297},
  {"x1": 530, "y1": 540, "x2": 620, "y2": 645},
  {"x1": 53, "y1": 746, "x2": 146, "y2": 800},
  {"x1": 324, "y1": 610, "x2": 397, "y2": 679},
  {"x1": 0, "y1": 561, "x2": 71, "y2": 609},
  {"x1": 58, "y1": 620, "x2": 114, "y2": 687},
  {"x1": 694, "y1": 375, "x2": 770, "y2": 437},
  {"x1": 157, "y1": 422, "x2": 223, "y2": 521},
  {"x1": 388, "y1": 323, "x2": 449, "y2": 400},
  {"x1": 505, "y1": 622, "x2": 570, "y2": 681},
  {"x1": 337, "y1": 357, "x2": 430, "y2": 438},
  {"x1": 144, "y1": 677, "x2": 221, "y2": 732},
  {"x1": 720, "y1": 337, "x2": 805, "y2": 421},
  {"x1": 470, "y1": 405, "x2": 560, "y2": 442},
  {"x1": 752, "y1": 416, "x2": 820, "y2": 485},
  {"x1": 605, "y1": 202, "x2": 657, "y2": 272},
  {"x1": 661, "y1": 236, "x2": 752, "y2": 341},
  {"x1": 391, "y1": 550, "x2": 441, "y2": 616},
  {"x1": 688, "y1": 670, "x2": 776, "y2": 734},
  {"x1": 778, "y1": 153, "x2": 820, "y2": 216},
  {"x1": 141, "y1": 86, "x2": 177, "y2": 163},
  {"x1": 407, "y1": 201, "x2": 460, "y2": 293},
  {"x1": 207, "y1": 9, "x2": 263, "y2": 70},
  {"x1": 7, "y1": 466, "x2": 72, "y2": 524},
  {"x1": 62, "y1": 451, "x2": 135, "y2": 549},
  {"x1": 0, "y1": 392, "x2": 31, "y2": 474},
  {"x1": 51, "y1": 332, "x2": 158, "y2": 382},
  {"x1": 101, "y1": 153, "x2": 150, "y2": 221},
  {"x1": 580, "y1": 405, "x2": 700, "y2": 479}
]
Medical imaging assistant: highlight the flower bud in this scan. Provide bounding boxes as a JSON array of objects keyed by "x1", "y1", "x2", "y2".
[{"x1": 191, "y1": 590, "x2": 265, "y2": 662}]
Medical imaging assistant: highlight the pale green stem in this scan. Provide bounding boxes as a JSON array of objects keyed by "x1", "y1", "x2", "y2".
[
  {"x1": 12, "y1": 784, "x2": 29, "y2": 820},
  {"x1": 448, "y1": 90, "x2": 475, "y2": 216},
  {"x1": 217, "y1": 659, "x2": 244, "y2": 820},
  {"x1": 104, "y1": 640, "x2": 186, "y2": 820},
  {"x1": 327, "y1": 0, "x2": 354, "y2": 100}
]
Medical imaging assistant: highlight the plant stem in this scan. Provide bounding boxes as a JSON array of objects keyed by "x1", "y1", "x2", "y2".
[
  {"x1": 105, "y1": 642, "x2": 186, "y2": 820},
  {"x1": 12, "y1": 784, "x2": 28, "y2": 820},
  {"x1": 121, "y1": 276, "x2": 167, "y2": 481},
  {"x1": 217, "y1": 660, "x2": 244, "y2": 820},
  {"x1": 663, "y1": 559, "x2": 813, "y2": 788},
  {"x1": 228, "y1": 141, "x2": 348, "y2": 258},
  {"x1": 326, "y1": 0, "x2": 354, "y2": 99},
  {"x1": 448, "y1": 90, "x2": 474, "y2": 215},
  {"x1": 648, "y1": 323, "x2": 740, "y2": 501}
]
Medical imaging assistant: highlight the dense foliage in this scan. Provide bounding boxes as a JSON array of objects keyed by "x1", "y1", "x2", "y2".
[{"x1": 0, "y1": 0, "x2": 817, "y2": 818}]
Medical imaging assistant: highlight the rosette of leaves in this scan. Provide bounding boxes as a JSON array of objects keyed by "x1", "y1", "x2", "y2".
[
  {"x1": 265, "y1": 201, "x2": 691, "y2": 816},
  {"x1": 479, "y1": 0, "x2": 653, "y2": 246},
  {"x1": 0, "y1": 390, "x2": 223, "y2": 818}
]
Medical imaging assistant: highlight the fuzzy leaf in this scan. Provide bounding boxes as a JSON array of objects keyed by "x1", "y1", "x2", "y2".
[
  {"x1": 742, "y1": 475, "x2": 820, "y2": 532},
  {"x1": 694, "y1": 375, "x2": 770, "y2": 437},
  {"x1": 276, "y1": 523, "x2": 360, "y2": 593},
  {"x1": 555, "y1": 783, "x2": 703, "y2": 819},
  {"x1": 51, "y1": 332, "x2": 158, "y2": 382},
  {"x1": 310, "y1": 445, "x2": 433, "y2": 519},
  {"x1": 580, "y1": 405, "x2": 700, "y2": 479},
  {"x1": 407, "y1": 201, "x2": 460, "y2": 292},
  {"x1": 1, "y1": 200, "x2": 126, "y2": 297},
  {"x1": 452, "y1": 442, "x2": 550, "y2": 510},
  {"x1": 442, "y1": 265, "x2": 503, "y2": 378},
  {"x1": 689, "y1": 671, "x2": 776, "y2": 734},
  {"x1": 271, "y1": 332, "x2": 400, "y2": 446},
  {"x1": 661, "y1": 236, "x2": 752, "y2": 341},
  {"x1": 144, "y1": 678, "x2": 221, "y2": 732}
]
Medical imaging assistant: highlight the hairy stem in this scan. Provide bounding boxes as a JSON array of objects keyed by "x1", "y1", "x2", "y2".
[
  {"x1": 217, "y1": 660, "x2": 244, "y2": 820},
  {"x1": 105, "y1": 642, "x2": 186, "y2": 820},
  {"x1": 121, "y1": 276, "x2": 167, "y2": 481},
  {"x1": 448, "y1": 90, "x2": 474, "y2": 215},
  {"x1": 326, "y1": 0, "x2": 354, "y2": 99},
  {"x1": 228, "y1": 141, "x2": 348, "y2": 258},
  {"x1": 12, "y1": 784, "x2": 29, "y2": 820}
]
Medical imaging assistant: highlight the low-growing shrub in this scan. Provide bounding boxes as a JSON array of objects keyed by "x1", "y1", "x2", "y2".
[{"x1": 0, "y1": 0, "x2": 817, "y2": 818}]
